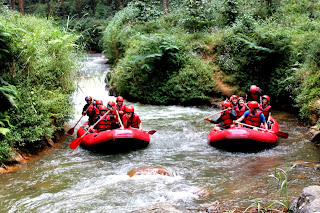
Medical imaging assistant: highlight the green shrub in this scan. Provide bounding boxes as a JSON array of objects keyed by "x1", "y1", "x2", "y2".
[
  {"x1": 0, "y1": 11, "x2": 78, "y2": 163},
  {"x1": 102, "y1": 5, "x2": 138, "y2": 63},
  {"x1": 111, "y1": 34, "x2": 215, "y2": 105},
  {"x1": 215, "y1": 15, "x2": 292, "y2": 99}
]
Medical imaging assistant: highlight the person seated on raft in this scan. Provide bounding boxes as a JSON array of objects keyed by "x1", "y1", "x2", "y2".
[
  {"x1": 122, "y1": 106, "x2": 143, "y2": 131},
  {"x1": 246, "y1": 85, "x2": 262, "y2": 103},
  {"x1": 90, "y1": 99, "x2": 104, "y2": 123},
  {"x1": 235, "y1": 97, "x2": 246, "y2": 127},
  {"x1": 83, "y1": 96, "x2": 99, "y2": 126},
  {"x1": 259, "y1": 95, "x2": 272, "y2": 128},
  {"x1": 234, "y1": 101, "x2": 267, "y2": 130},
  {"x1": 88, "y1": 105, "x2": 122, "y2": 133},
  {"x1": 204, "y1": 101, "x2": 237, "y2": 131},
  {"x1": 106, "y1": 101, "x2": 121, "y2": 130},
  {"x1": 115, "y1": 96, "x2": 126, "y2": 119},
  {"x1": 229, "y1": 95, "x2": 238, "y2": 109}
]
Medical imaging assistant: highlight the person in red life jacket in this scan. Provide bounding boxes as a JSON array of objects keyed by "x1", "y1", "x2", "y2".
[
  {"x1": 230, "y1": 95, "x2": 238, "y2": 109},
  {"x1": 122, "y1": 106, "x2": 143, "y2": 131},
  {"x1": 87, "y1": 99, "x2": 100, "y2": 126},
  {"x1": 106, "y1": 101, "x2": 120, "y2": 129},
  {"x1": 83, "y1": 96, "x2": 92, "y2": 115},
  {"x1": 246, "y1": 85, "x2": 262, "y2": 103},
  {"x1": 260, "y1": 95, "x2": 272, "y2": 127},
  {"x1": 235, "y1": 101, "x2": 267, "y2": 130},
  {"x1": 116, "y1": 96, "x2": 126, "y2": 118},
  {"x1": 89, "y1": 106, "x2": 114, "y2": 133},
  {"x1": 204, "y1": 101, "x2": 237, "y2": 131},
  {"x1": 235, "y1": 97, "x2": 246, "y2": 118}
]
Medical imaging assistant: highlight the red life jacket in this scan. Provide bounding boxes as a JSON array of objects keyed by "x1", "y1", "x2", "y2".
[
  {"x1": 235, "y1": 105, "x2": 246, "y2": 119},
  {"x1": 96, "y1": 115, "x2": 113, "y2": 132},
  {"x1": 259, "y1": 104, "x2": 271, "y2": 120},
  {"x1": 125, "y1": 113, "x2": 141, "y2": 128},
  {"x1": 251, "y1": 93, "x2": 258, "y2": 101},
  {"x1": 245, "y1": 110, "x2": 263, "y2": 127},
  {"x1": 116, "y1": 104, "x2": 126, "y2": 112},
  {"x1": 220, "y1": 110, "x2": 233, "y2": 128},
  {"x1": 88, "y1": 105, "x2": 100, "y2": 119}
]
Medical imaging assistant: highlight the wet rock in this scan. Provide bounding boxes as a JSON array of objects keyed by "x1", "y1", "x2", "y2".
[
  {"x1": 127, "y1": 166, "x2": 172, "y2": 177},
  {"x1": 289, "y1": 185, "x2": 320, "y2": 213},
  {"x1": 189, "y1": 187, "x2": 213, "y2": 198},
  {"x1": 129, "y1": 203, "x2": 182, "y2": 213},
  {"x1": 309, "y1": 126, "x2": 320, "y2": 146}
]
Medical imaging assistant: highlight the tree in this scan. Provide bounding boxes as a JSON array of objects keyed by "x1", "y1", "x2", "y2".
[
  {"x1": 45, "y1": 0, "x2": 50, "y2": 19},
  {"x1": 10, "y1": 0, "x2": 15, "y2": 10},
  {"x1": 75, "y1": 0, "x2": 82, "y2": 18},
  {"x1": 107, "y1": 0, "x2": 122, "y2": 10},
  {"x1": 61, "y1": 0, "x2": 65, "y2": 17},
  {"x1": 162, "y1": 0, "x2": 168, "y2": 13},
  {"x1": 18, "y1": 0, "x2": 24, "y2": 15},
  {"x1": 91, "y1": 0, "x2": 96, "y2": 16}
]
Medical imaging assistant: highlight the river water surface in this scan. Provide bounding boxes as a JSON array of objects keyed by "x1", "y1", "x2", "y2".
[{"x1": 1, "y1": 54, "x2": 320, "y2": 212}]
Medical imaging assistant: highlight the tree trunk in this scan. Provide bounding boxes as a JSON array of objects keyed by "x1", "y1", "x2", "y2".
[
  {"x1": 39, "y1": 0, "x2": 42, "y2": 3},
  {"x1": 45, "y1": 0, "x2": 50, "y2": 19},
  {"x1": 61, "y1": 0, "x2": 65, "y2": 17},
  {"x1": 11, "y1": 0, "x2": 15, "y2": 10},
  {"x1": 18, "y1": 0, "x2": 24, "y2": 15},
  {"x1": 107, "y1": 0, "x2": 112, "y2": 6},
  {"x1": 91, "y1": 0, "x2": 96, "y2": 16},
  {"x1": 162, "y1": 0, "x2": 168, "y2": 13},
  {"x1": 115, "y1": 0, "x2": 122, "y2": 10},
  {"x1": 75, "y1": 0, "x2": 82, "y2": 18}
]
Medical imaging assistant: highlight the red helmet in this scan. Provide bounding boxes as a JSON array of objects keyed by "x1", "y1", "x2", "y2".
[
  {"x1": 96, "y1": 100, "x2": 103, "y2": 105},
  {"x1": 221, "y1": 101, "x2": 231, "y2": 108},
  {"x1": 116, "y1": 96, "x2": 124, "y2": 102},
  {"x1": 262, "y1": 95, "x2": 270, "y2": 102},
  {"x1": 99, "y1": 105, "x2": 108, "y2": 111},
  {"x1": 230, "y1": 95, "x2": 237, "y2": 100},
  {"x1": 248, "y1": 101, "x2": 259, "y2": 109},
  {"x1": 250, "y1": 85, "x2": 258, "y2": 93},
  {"x1": 85, "y1": 96, "x2": 92, "y2": 101},
  {"x1": 126, "y1": 106, "x2": 134, "y2": 113},
  {"x1": 107, "y1": 101, "x2": 116, "y2": 109}
]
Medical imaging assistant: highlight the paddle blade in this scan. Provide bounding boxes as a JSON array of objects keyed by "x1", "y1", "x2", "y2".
[
  {"x1": 69, "y1": 137, "x2": 82, "y2": 150},
  {"x1": 148, "y1": 130, "x2": 156, "y2": 135},
  {"x1": 275, "y1": 131, "x2": 289, "y2": 139},
  {"x1": 65, "y1": 127, "x2": 75, "y2": 136}
]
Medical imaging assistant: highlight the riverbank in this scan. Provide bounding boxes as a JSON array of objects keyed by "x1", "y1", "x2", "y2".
[{"x1": 0, "y1": 131, "x2": 65, "y2": 175}]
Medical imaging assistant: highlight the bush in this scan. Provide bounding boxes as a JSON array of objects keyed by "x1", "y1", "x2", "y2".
[
  {"x1": 215, "y1": 15, "x2": 292, "y2": 100},
  {"x1": 111, "y1": 34, "x2": 215, "y2": 105},
  {"x1": 0, "y1": 11, "x2": 78, "y2": 163}
]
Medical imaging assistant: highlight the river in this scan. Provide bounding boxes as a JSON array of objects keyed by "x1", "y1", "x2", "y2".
[{"x1": 1, "y1": 54, "x2": 319, "y2": 212}]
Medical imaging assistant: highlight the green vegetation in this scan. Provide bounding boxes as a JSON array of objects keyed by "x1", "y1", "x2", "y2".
[
  {"x1": 0, "y1": 8, "x2": 78, "y2": 163},
  {"x1": 101, "y1": 0, "x2": 320, "y2": 125},
  {"x1": 245, "y1": 165, "x2": 295, "y2": 212}
]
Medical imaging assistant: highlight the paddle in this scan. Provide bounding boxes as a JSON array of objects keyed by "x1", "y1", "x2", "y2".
[
  {"x1": 66, "y1": 102, "x2": 93, "y2": 136},
  {"x1": 115, "y1": 109, "x2": 124, "y2": 129},
  {"x1": 193, "y1": 109, "x2": 228, "y2": 124},
  {"x1": 146, "y1": 130, "x2": 156, "y2": 135},
  {"x1": 235, "y1": 122, "x2": 289, "y2": 139},
  {"x1": 69, "y1": 110, "x2": 110, "y2": 150}
]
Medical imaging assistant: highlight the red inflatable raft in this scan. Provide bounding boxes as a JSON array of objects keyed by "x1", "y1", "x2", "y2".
[
  {"x1": 76, "y1": 123, "x2": 150, "y2": 152},
  {"x1": 208, "y1": 116, "x2": 279, "y2": 152}
]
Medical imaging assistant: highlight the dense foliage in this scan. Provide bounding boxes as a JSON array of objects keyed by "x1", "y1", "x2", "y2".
[
  {"x1": 0, "y1": 9, "x2": 78, "y2": 163},
  {"x1": 101, "y1": 0, "x2": 320, "y2": 125}
]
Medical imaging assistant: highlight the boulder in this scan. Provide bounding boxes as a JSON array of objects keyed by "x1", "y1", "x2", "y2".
[
  {"x1": 289, "y1": 185, "x2": 320, "y2": 213},
  {"x1": 127, "y1": 166, "x2": 172, "y2": 177},
  {"x1": 309, "y1": 126, "x2": 320, "y2": 145},
  {"x1": 129, "y1": 203, "x2": 182, "y2": 213}
]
